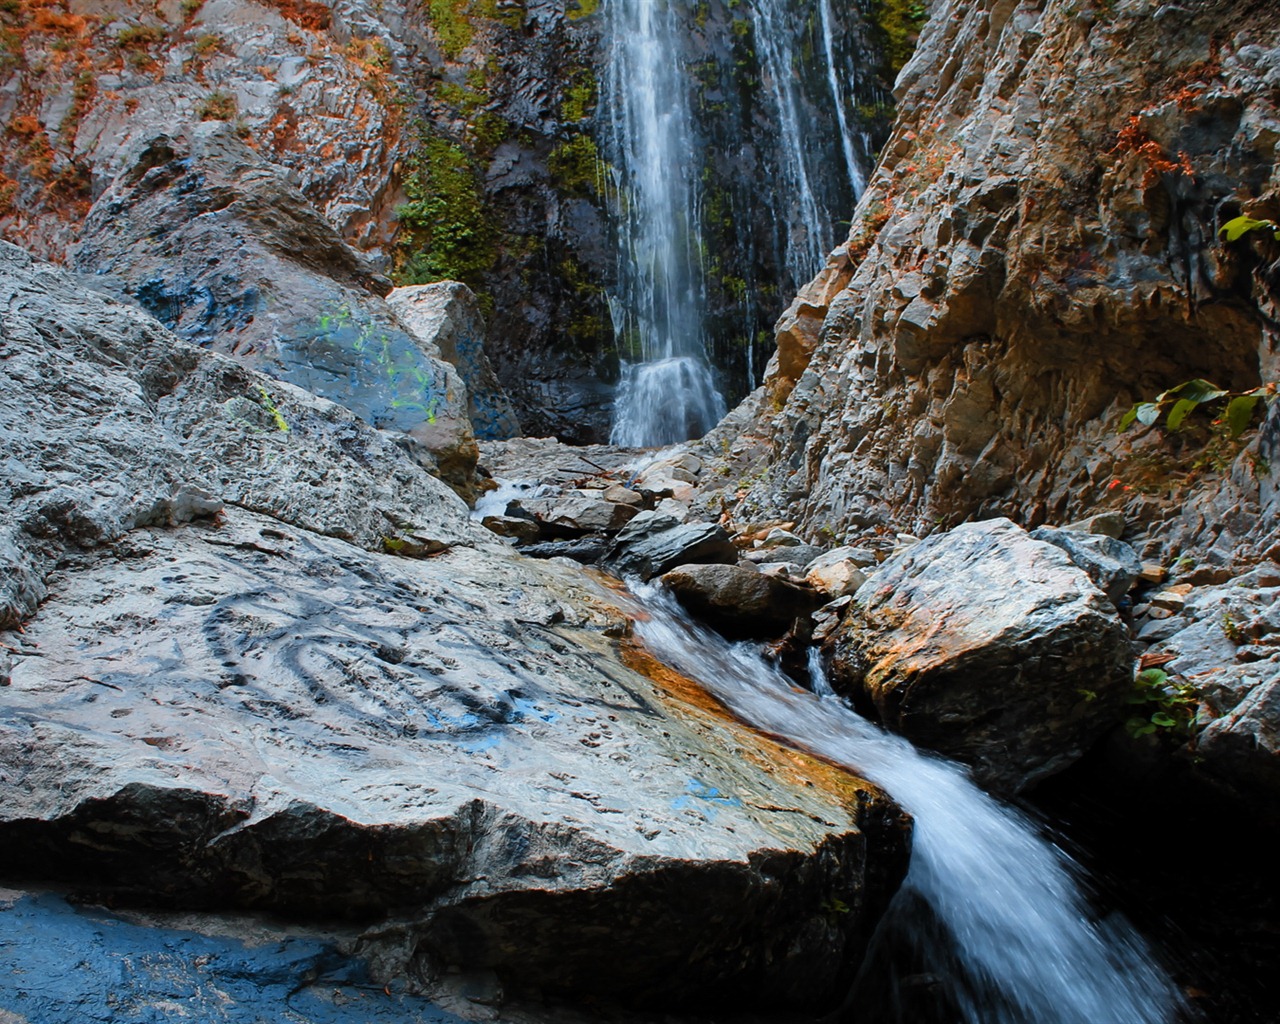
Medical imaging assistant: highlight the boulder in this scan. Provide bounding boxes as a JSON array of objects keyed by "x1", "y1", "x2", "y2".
[
  {"x1": 0, "y1": 241, "x2": 911, "y2": 1011},
  {"x1": 386, "y1": 283, "x2": 522, "y2": 441},
  {"x1": 0, "y1": 241, "x2": 473, "y2": 629},
  {"x1": 70, "y1": 126, "x2": 479, "y2": 497},
  {"x1": 1030, "y1": 526, "x2": 1142, "y2": 607},
  {"x1": 535, "y1": 492, "x2": 639, "y2": 535},
  {"x1": 827, "y1": 519, "x2": 1133, "y2": 792},
  {"x1": 606, "y1": 512, "x2": 738, "y2": 581},
  {"x1": 660, "y1": 563, "x2": 826, "y2": 639},
  {"x1": 804, "y1": 548, "x2": 874, "y2": 598}
]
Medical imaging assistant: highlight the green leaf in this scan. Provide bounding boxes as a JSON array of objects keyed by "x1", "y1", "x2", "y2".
[
  {"x1": 1219, "y1": 215, "x2": 1277, "y2": 242},
  {"x1": 1165, "y1": 397, "x2": 1199, "y2": 431},
  {"x1": 1119, "y1": 405, "x2": 1140, "y2": 431},
  {"x1": 1150, "y1": 712, "x2": 1177, "y2": 728},
  {"x1": 1137, "y1": 668, "x2": 1168, "y2": 686},
  {"x1": 1166, "y1": 378, "x2": 1228, "y2": 404},
  {"x1": 1226, "y1": 394, "x2": 1262, "y2": 438},
  {"x1": 1135, "y1": 402, "x2": 1161, "y2": 426}
]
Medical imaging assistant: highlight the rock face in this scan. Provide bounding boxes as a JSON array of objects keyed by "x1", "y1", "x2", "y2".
[
  {"x1": 1030, "y1": 526, "x2": 1142, "y2": 609},
  {"x1": 607, "y1": 512, "x2": 739, "y2": 582},
  {"x1": 733, "y1": 0, "x2": 1280, "y2": 576},
  {"x1": 660, "y1": 563, "x2": 824, "y2": 639},
  {"x1": 71, "y1": 126, "x2": 480, "y2": 496},
  {"x1": 828, "y1": 519, "x2": 1133, "y2": 792},
  {"x1": 0, "y1": 243, "x2": 911, "y2": 1013},
  {"x1": 386, "y1": 282, "x2": 521, "y2": 440}
]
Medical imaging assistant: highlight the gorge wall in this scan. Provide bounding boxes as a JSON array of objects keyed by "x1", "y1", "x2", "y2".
[{"x1": 734, "y1": 0, "x2": 1280, "y2": 576}]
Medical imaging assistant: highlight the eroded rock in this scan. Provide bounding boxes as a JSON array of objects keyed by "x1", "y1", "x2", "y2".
[
  {"x1": 607, "y1": 512, "x2": 738, "y2": 581},
  {"x1": 828, "y1": 519, "x2": 1133, "y2": 792}
]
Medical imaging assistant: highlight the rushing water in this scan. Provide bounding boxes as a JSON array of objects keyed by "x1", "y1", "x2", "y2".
[
  {"x1": 623, "y1": 583, "x2": 1188, "y2": 1024},
  {"x1": 602, "y1": 0, "x2": 725, "y2": 447},
  {"x1": 601, "y1": 0, "x2": 879, "y2": 446}
]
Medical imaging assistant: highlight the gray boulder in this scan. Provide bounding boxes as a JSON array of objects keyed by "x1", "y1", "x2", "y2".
[
  {"x1": 660, "y1": 563, "x2": 825, "y2": 639},
  {"x1": 828, "y1": 518, "x2": 1133, "y2": 792},
  {"x1": 0, "y1": 241, "x2": 911, "y2": 1010},
  {"x1": 607, "y1": 511, "x2": 738, "y2": 581},
  {"x1": 1030, "y1": 526, "x2": 1142, "y2": 607},
  {"x1": 70, "y1": 125, "x2": 479, "y2": 497},
  {"x1": 387, "y1": 282, "x2": 522, "y2": 441}
]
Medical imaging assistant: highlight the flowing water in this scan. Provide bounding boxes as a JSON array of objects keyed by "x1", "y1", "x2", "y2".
[
  {"x1": 602, "y1": 0, "x2": 878, "y2": 445},
  {"x1": 602, "y1": 0, "x2": 725, "y2": 447},
  {"x1": 622, "y1": 583, "x2": 1188, "y2": 1024}
]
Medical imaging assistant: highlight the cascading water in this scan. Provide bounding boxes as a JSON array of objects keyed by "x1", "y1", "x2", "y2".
[
  {"x1": 623, "y1": 583, "x2": 1189, "y2": 1024},
  {"x1": 603, "y1": 0, "x2": 725, "y2": 447},
  {"x1": 601, "y1": 0, "x2": 882, "y2": 445}
]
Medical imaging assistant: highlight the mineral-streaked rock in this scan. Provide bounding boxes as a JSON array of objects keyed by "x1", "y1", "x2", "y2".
[{"x1": 828, "y1": 519, "x2": 1133, "y2": 793}]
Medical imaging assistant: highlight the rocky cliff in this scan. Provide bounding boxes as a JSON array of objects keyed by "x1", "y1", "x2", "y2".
[
  {"x1": 716, "y1": 0, "x2": 1280, "y2": 814},
  {"x1": 741, "y1": 0, "x2": 1280, "y2": 567}
]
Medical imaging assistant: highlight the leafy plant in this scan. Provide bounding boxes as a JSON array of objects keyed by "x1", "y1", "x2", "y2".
[
  {"x1": 1119, "y1": 377, "x2": 1275, "y2": 438},
  {"x1": 1219, "y1": 214, "x2": 1280, "y2": 242},
  {"x1": 1125, "y1": 668, "x2": 1199, "y2": 739}
]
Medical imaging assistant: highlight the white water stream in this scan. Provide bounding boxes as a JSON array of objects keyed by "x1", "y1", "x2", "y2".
[
  {"x1": 603, "y1": 0, "x2": 725, "y2": 447},
  {"x1": 624, "y1": 583, "x2": 1188, "y2": 1023}
]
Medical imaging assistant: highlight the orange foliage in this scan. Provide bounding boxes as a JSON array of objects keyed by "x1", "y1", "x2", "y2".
[
  {"x1": 260, "y1": 0, "x2": 330, "y2": 31},
  {"x1": 1111, "y1": 116, "x2": 1194, "y2": 189}
]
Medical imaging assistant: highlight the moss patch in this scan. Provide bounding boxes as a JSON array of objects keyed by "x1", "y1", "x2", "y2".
[
  {"x1": 873, "y1": 0, "x2": 928, "y2": 75},
  {"x1": 395, "y1": 134, "x2": 496, "y2": 286},
  {"x1": 547, "y1": 133, "x2": 600, "y2": 197}
]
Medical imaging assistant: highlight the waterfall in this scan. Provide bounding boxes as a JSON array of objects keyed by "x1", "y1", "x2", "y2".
[
  {"x1": 623, "y1": 584, "x2": 1189, "y2": 1024},
  {"x1": 601, "y1": 0, "x2": 878, "y2": 446},
  {"x1": 602, "y1": 0, "x2": 725, "y2": 447}
]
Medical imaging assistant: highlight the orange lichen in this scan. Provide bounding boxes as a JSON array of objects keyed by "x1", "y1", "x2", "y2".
[{"x1": 260, "y1": 0, "x2": 331, "y2": 31}]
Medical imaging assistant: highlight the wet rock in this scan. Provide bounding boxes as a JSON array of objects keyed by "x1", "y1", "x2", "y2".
[
  {"x1": 71, "y1": 127, "x2": 479, "y2": 498},
  {"x1": 386, "y1": 283, "x2": 522, "y2": 441},
  {"x1": 479, "y1": 515, "x2": 541, "y2": 543},
  {"x1": 516, "y1": 535, "x2": 613, "y2": 564},
  {"x1": 1030, "y1": 526, "x2": 1142, "y2": 607},
  {"x1": 530, "y1": 492, "x2": 639, "y2": 535},
  {"x1": 0, "y1": 890, "x2": 463, "y2": 1024},
  {"x1": 606, "y1": 512, "x2": 738, "y2": 581},
  {"x1": 828, "y1": 519, "x2": 1132, "y2": 793},
  {"x1": 660, "y1": 563, "x2": 825, "y2": 639}
]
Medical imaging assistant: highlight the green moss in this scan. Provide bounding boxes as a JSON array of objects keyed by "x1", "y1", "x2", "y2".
[
  {"x1": 547, "y1": 134, "x2": 600, "y2": 197},
  {"x1": 427, "y1": 0, "x2": 473, "y2": 59},
  {"x1": 566, "y1": 0, "x2": 599, "y2": 21},
  {"x1": 197, "y1": 91, "x2": 237, "y2": 121},
  {"x1": 396, "y1": 134, "x2": 496, "y2": 285},
  {"x1": 561, "y1": 71, "x2": 596, "y2": 123},
  {"x1": 469, "y1": 110, "x2": 509, "y2": 150},
  {"x1": 873, "y1": 0, "x2": 928, "y2": 74},
  {"x1": 437, "y1": 80, "x2": 485, "y2": 113}
]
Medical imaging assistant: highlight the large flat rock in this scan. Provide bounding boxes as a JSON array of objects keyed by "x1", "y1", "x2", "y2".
[{"x1": 0, "y1": 242, "x2": 910, "y2": 1013}]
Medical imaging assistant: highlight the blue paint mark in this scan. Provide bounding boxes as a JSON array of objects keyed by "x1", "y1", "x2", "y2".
[
  {"x1": 512, "y1": 697, "x2": 560, "y2": 724},
  {"x1": 0, "y1": 893, "x2": 462, "y2": 1023},
  {"x1": 457, "y1": 733, "x2": 501, "y2": 754},
  {"x1": 670, "y1": 778, "x2": 743, "y2": 821}
]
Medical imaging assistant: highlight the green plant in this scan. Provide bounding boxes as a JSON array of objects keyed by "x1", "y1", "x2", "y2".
[
  {"x1": 395, "y1": 135, "x2": 494, "y2": 284},
  {"x1": 116, "y1": 24, "x2": 166, "y2": 48},
  {"x1": 1125, "y1": 668, "x2": 1200, "y2": 739},
  {"x1": 1219, "y1": 214, "x2": 1280, "y2": 242},
  {"x1": 193, "y1": 33, "x2": 222, "y2": 57},
  {"x1": 1119, "y1": 377, "x2": 1275, "y2": 438},
  {"x1": 1221, "y1": 611, "x2": 1244, "y2": 644}
]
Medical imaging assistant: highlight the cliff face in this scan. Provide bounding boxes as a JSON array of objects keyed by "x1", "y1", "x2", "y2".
[{"x1": 741, "y1": 0, "x2": 1280, "y2": 572}]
